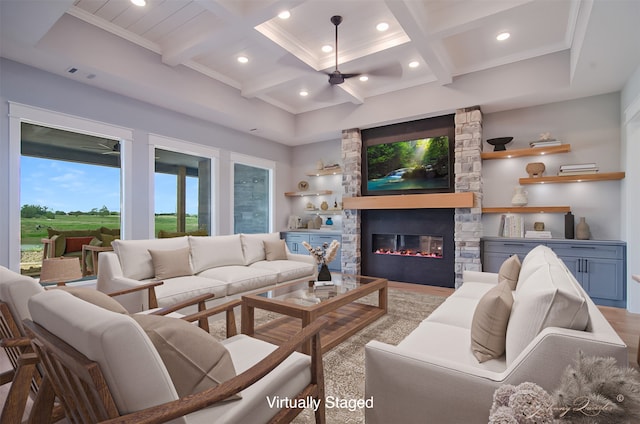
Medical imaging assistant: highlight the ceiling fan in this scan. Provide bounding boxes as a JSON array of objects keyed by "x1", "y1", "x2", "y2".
[
  {"x1": 83, "y1": 142, "x2": 120, "y2": 155},
  {"x1": 324, "y1": 15, "x2": 402, "y2": 86}
]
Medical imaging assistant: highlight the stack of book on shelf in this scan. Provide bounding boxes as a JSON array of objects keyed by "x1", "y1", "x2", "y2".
[
  {"x1": 530, "y1": 139, "x2": 562, "y2": 148},
  {"x1": 558, "y1": 163, "x2": 598, "y2": 176},
  {"x1": 498, "y1": 214, "x2": 524, "y2": 238},
  {"x1": 525, "y1": 230, "x2": 552, "y2": 239}
]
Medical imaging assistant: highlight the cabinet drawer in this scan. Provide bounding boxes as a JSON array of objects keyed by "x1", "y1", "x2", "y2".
[
  {"x1": 309, "y1": 234, "x2": 341, "y2": 245},
  {"x1": 482, "y1": 241, "x2": 539, "y2": 256},
  {"x1": 284, "y1": 234, "x2": 310, "y2": 243},
  {"x1": 546, "y1": 243, "x2": 623, "y2": 259}
]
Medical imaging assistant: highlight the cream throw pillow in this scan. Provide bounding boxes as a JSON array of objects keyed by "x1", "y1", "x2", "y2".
[
  {"x1": 498, "y1": 254, "x2": 521, "y2": 290},
  {"x1": 470, "y1": 280, "x2": 514, "y2": 363},
  {"x1": 264, "y1": 239, "x2": 287, "y2": 261},
  {"x1": 148, "y1": 247, "x2": 193, "y2": 280},
  {"x1": 132, "y1": 314, "x2": 240, "y2": 399},
  {"x1": 58, "y1": 287, "x2": 128, "y2": 314}
]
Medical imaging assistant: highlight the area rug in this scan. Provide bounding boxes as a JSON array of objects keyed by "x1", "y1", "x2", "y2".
[{"x1": 209, "y1": 289, "x2": 446, "y2": 424}]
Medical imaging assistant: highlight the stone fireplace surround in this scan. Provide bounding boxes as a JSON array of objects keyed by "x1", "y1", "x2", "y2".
[{"x1": 340, "y1": 107, "x2": 483, "y2": 288}]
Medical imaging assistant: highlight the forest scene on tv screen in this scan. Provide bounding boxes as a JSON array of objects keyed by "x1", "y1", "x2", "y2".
[{"x1": 366, "y1": 136, "x2": 450, "y2": 193}]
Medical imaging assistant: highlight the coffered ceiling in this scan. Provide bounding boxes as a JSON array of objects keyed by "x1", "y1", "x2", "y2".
[{"x1": 1, "y1": 0, "x2": 639, "y2": 145}]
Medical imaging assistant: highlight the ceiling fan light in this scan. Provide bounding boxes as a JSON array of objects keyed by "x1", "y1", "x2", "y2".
[
  {"x1": 376, "y1": 22, "x2": 389, "y2": 32},
  {"x1": 322, "y1": 45, "x2": 333, "y2": 53},
  {"x1": 359, "y1": 75, "x2": 369, "y2": 82},
  {"x1": 130, "y1": 0, "x2": 146, "y2": 6},
  {"x1": 278, "y1": 10, "x2": 290, "y2": 20},
  {"x1": 496, "y1": 32, "x2": 510, "y2": 41},
  {"x1": 237, "y1": 56, "x2": 249, "y2": 64},
  {"x1": 299, "y1": 90, "x2": 309, "y2": 97},
  {"x1": 409, "y1": 61, "x2": 420, "y2": 68}
]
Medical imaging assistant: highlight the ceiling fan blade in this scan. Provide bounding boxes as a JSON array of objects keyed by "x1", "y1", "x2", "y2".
[
  {"x1": 342, "y1": 73, "x2": 361, "y2": 79},
  {"x1": 366, "y1": 62, "x2": 403, "y2": 79}
]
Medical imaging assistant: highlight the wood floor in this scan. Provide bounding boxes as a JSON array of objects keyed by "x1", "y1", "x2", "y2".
[{"x1": 389, "y1": 281, "x2": 640, "y2": 370}]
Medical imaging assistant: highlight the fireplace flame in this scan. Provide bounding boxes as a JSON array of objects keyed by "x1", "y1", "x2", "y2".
[{"x1": 374, "y1": 249, "x2": 442, "y2": 258}]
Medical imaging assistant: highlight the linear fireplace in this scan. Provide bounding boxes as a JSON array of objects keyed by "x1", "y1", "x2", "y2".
[{"x1": 362, "y1": 209, "x2": 455, "y2": 287}]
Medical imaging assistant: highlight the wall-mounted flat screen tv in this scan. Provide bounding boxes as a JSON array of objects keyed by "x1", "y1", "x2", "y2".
[{"x1": 362, "y1": 115, "x2": 455, "y2": 196}]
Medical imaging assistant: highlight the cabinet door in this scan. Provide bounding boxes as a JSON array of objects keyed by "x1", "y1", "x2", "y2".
[
  {"x1": 309, "y1": 234, "x2": 342, "y2": 271},
  {"x1": 482, "y1": 252, "x2": 511, "y2": 273},
  {"x1": 556, "y1": 256, "x2": 582, "y2": 284},
  {"x1": 284, "y1": 234, "x2": 309, "y2": 255},
  {"x1": 583, "y1": 258, "x2": 624, "y2": 301}
]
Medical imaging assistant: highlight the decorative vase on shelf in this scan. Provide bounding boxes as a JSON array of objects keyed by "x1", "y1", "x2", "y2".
[
  {"x1": 320, "y1": 201, "x2": 329, "y2": 210},
  {"x1": 511, "y1": 185, "x2": 528, "y2": 206},
  {"x1": 325, "y1": 217, "x2": 333, "y2": 225},
  {"x1": 576, "y1": 217, "x2": 591, "y2": 240},
  {"x1": 318, "y1": 263, "x2": 332, "y2": 281},
  {"x1": 564, "y1": 212, "x2": 575, "y2": 239}
]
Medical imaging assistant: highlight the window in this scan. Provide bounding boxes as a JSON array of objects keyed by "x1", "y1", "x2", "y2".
[{"x1": 231, "y1": 154, "x2": 274, "y2": 234}]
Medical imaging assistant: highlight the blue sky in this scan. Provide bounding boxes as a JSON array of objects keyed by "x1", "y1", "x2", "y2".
[{"x1": 21, "y1": 157, "x2": 198, "y2": 214}]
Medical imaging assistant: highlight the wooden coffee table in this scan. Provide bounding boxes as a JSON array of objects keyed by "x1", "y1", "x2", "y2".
[{"x1": 241, "y1": 273, "x2": 387, "y2": 354}]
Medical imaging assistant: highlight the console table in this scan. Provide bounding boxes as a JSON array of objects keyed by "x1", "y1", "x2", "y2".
[{"x1": 482, "y1": 237, "x2": 627, "y2": 307}]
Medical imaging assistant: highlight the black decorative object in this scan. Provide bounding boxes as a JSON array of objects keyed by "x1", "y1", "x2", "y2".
[
  {"x1": 318, "y1": 263, "x2": 332, "y2": 281},
  {"x1": 564, "y1": 212, "x2": 575, "y2": 239},
  {"x1": 486, "y1": 137, "x2": 514, "y2": 151}
]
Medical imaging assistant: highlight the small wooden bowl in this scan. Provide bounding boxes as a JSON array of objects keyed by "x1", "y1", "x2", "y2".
[{"x1": 526, "y1": 162, "x2": 546, "y2": 178}]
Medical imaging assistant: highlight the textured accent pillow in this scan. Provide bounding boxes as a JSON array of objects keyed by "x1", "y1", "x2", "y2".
[
  {"x1": 470, "y1": 280, "x2": 514, "y2": 363},
  {"x1": 131, "y1": 314, "x2": 240, "y2": 399},
  {"x1": 148, "y1": 247, "x2": 193, "y2": 280},
  {"x1": 58, "y1": 287, "x2": 128, "y2": 314},
  {"x1": 498, "y1": 254, "x2": 521, "y2": 290},
  {"x1": 65, "y1": 236, "x2": 95, "y2": 253},
  {"x1": 100, "y1": 234, "x2": 119, "y2": 248},
  {"x1": 264, "y1": 239, "x2": 287, "y2": 261}
]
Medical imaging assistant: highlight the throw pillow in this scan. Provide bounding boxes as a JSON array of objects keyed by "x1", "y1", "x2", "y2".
[
  {"x1": 470, "y1": 280, "x2": 514, "y2": 363},
  {"x1": 131, "y1": 314, "x2": 240, "y2": 399},
  {"x1": 264, "y1": 239, "x2": 287, "y2": 261},
  {"x1": 100, "y1": 234, "x2": 120, "y2": 248},
  {"x1": 148, "y1": 246, "x2": 193, "y2": 280},
  {"x1": 51, "y1": 234, "x2": 66, "y2": 257},
  {"x1": 85, "y1": 237, "x2": 103, "y2": 271},
  {"x1": 65, "y1": 236, "x2": 95, "y2": 253},
  {"x1": 58, "y1": 287, "x2": 128, "y2": 314},
  {"x1": 498, "y1": 254, "x2": 521, "y2": 290}
]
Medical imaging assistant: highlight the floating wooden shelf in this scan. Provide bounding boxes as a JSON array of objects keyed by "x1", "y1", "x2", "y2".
[
  {"x1": 342, "y1": 192, "x2": 474, "y2": 210},
  {"x1": 482, "y1": 206, "x2": 571, "y2": 214},
  {"x1": 284, "y1": 190, "x2": 333, "y2": 197},
  {"x1": 481, "y1": 144, "x2": 571, "y2": 160},
  {"x1": 519, "y1": 172, "x2": 625, "y2": 185},
  {"x1": 303, "y1": 210, "x2": 343, "y2": 215},
  {"x1": 305, "y1": 167, "x2": 342, "y2": 176}
]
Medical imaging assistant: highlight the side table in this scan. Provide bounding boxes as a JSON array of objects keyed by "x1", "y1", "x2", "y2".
[{"x1": 81, "y1": 245, "x2": 114, "y2": 276}]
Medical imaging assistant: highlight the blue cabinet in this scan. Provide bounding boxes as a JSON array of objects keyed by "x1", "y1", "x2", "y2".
[
  {"x1": 282, "y1": 232, "x2": 342, "y2": 272},
  {"x1": 482, "y1": 238, "x2": 626, "y2": 307}
]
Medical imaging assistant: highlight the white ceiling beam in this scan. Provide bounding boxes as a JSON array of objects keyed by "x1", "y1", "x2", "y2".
[
  {"x1": 241, "y1": 70, "x2": 310, "y2": 98},
  {"x1": 385, "y1": 0, "x2": 452, "y2": 85},
  {"x1": 568, "y1": 0, "x2": 594, "y2": 83}
]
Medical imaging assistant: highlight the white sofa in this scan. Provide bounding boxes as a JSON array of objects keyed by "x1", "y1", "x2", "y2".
[
  {"x1": 97, "y1": 233, "x2": 316, "y2": 312},
  {"x1": 365, "y1": 245, "x2": 628, "y2": 424}
]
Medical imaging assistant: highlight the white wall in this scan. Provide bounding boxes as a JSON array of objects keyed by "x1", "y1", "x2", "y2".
[
  {"x1": 0, "y1": 58, "x2": 294, "y2": 268},
  {"x1": 482, "y1": 93, "x2": 622, "y2": 240},
  {"x1": 622, "y1": 65, "x2": 640, "y2": 313}
]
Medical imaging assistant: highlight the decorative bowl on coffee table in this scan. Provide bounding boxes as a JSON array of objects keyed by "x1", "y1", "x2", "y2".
[{"x1": 486, "y1": 137, "x2": 513, "y2": 151}]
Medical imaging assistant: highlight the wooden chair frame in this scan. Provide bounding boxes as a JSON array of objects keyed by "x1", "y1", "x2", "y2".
[
  {"x1": 23, "y1": 301, "x2": 326, "y2": 424},
  {"x1": 0, "y1": 282, "x2": 235, "y2": 423}
]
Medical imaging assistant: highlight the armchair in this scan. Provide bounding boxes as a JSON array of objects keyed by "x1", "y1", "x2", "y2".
[
  {"x1": 24, "y1": 289, "x2": 326, "y2": 424},
  {"x1": 0, "y1": 266, "x2": 232, "y2": 423}
]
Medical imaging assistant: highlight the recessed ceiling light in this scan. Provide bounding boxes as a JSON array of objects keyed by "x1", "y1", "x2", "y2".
[
  {"x1": 299, "y1": 90, "x2": 309, "y2": 97},
  {"x1": 237, "y1": 56, "x2": 249, "y2": 64},
  {"x1": 359, "y1": 75, "x2": 369, "y2": 82},
  {"x1": 322, "y1": 45, "x2": 333, "y2": 53},
  {"x1": 409, "y1": 61, "x2": 420, "y2": 68},
  {"x1": 496, "y1": 32, "x2": 510, "y2": 41},
  {"x1": 131, "y1": 0, "x2": 146, "y2": 6},
  {"x1": 376, "y1": 22, "x2": 389, "y2": 32},
  {"x1": 278, "y1": 10, "x2": 290, "y2": 20}
]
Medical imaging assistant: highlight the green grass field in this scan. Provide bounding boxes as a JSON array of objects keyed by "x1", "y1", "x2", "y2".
[{"x1": 21, "y1": 214, "x2": 199, "y2": 248}]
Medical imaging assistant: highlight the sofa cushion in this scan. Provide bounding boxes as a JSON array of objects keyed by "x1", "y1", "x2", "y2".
[
  {"x1": 58, "y1": 287, "x2": 128, "y2": 314},
  {"x1": 425, "y1": 296, "x2": 480, "y2": 329},
  {"x1": 148, "y1": 247, "x2": 193, "y2": 280},
  {"x1": 113, "y1": 237, "x2": 190, "y2": 281},
  {"x1": 100, "y1": 234, "x2": 120, "y2": 248},
  {"x1": 470, "y1": 280, "x2": 513, "y2": 363},
  {"x1": 517, "y1": 245, "x2": 554, "y2": 289},
  {"x1": 131, "y1": 314, "x2": 239, "y2": 399},
  {"x1": 198, "y1": 266, "x2": 277, "y2": 296},
  {"x1": 450, "y1": 282, "x2": 497, "y2": 300},
  {"x1": 0, "y1": 266, "x2": 45, "y2": 333},
  {"x1": 189, "y1": 235, "x2": 245, "y2": 273},
  {"x1": 240, "y1": 233, "x2": 281, "y2": 265},
  {"x1": 505, "y1": 261, "x2": 589, "y2": 365},
  {"x1": 249, "y1": 260, "x2": 315, "y2": 284},
  {"x1": 264, "y1": 240, "x2": 287, "y2": 261},
  {"x1": 153, "y1": 276, "x2": 228, "y2": 307},
  {"x1": 498, "y1": 255, "x2": 521, "y2": 290}
]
